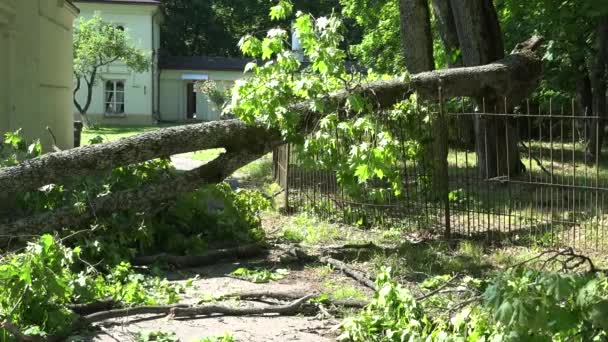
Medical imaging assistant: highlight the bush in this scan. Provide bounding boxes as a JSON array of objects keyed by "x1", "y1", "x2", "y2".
[{"x1": 339, "y1": 268, "x2": 608, "y2": 341}]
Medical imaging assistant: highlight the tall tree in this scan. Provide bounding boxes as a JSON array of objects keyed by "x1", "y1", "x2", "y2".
[
  {"x1": 587, "y1": 16, "x2": 608, "y2": 159},
  {"x1": 73, "y1": 15, "x2": 150, "y2": 125},
  {"x1": 160, "y1": 0, "x2": 344, "y2": 57},
  {"x1": 399, "y1": 0, "x2": 434, "y2": 73},
  {"x1": 431, "y1": 0, "x2": 461, "y2": 67},
  {"x1": 449, "y1": 0, "x2": 523, "y2": 178}
]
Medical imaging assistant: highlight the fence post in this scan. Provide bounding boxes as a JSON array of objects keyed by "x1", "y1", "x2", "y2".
[{"x1": 434, "y1": 86, "x2": 451, "y2": 239}]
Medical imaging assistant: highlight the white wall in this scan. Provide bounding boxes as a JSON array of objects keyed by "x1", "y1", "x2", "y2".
[{"x1": 73, "y1": 2, "x2": 159, "y2": 125}]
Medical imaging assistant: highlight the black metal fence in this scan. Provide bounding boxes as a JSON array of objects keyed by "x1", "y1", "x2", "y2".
[{"x1": 274, "y1": 96, "x2": 608, "y2": 251}]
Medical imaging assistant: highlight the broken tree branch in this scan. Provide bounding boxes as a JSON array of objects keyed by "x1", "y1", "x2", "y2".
[
  {"x1": 320, "y1": 256, "x2": 377, "y2": 291},
  {"x1": 133, "y1": 244, "x2": 267, "y2": 268},
  {"x1": 84, "y1": 295, "x2": 314, "y2": 323},
  {"x1": 218, "y1": 289, "x2": 368, "y2": 309}
]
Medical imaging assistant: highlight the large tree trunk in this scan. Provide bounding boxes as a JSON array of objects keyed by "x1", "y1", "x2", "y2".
[
  {"x1": 587, "y1": 17, "x2": 608, "y2": 160},
  {"x1": 0, "y1": 40, "x2": 543, "y2": 236},
  {"x1": 431, "y1": 0, "x2": 462, "y2": 67},
  {"x1": 399, "y1": 0, "x2": 435, "y2": 73},
  {"x1": 450, "y1": 0, "x2": 521, "y2": 179}
]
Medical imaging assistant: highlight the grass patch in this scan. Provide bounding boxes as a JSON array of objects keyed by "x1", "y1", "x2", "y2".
[
  {"x1": 81, "y1": 124, "x2": 172, "y2": 145},
  {"x1": 281, "y1": 213, "x2": 341, "y2": 244},
  {"x1": 190, "y1": 148, "x2": 225, "y2": 163},
  {"x1": 323, "y1": 280, "x2": 368, "y2": 301},
  {"x1": 235, "y1": 153, "x2": 273, "y2": 185}
]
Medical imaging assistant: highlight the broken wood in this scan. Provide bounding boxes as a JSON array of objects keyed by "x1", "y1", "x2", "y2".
[
  {"x1": 133, "y1": 243, "x2": 267, "y2": 268},
  {"x1": 219, "y1": 289, "x2": 368, "y2": 309},
  {"x1": 321, "y1": 256, "x2": 377, "y2": 291},
  {"x1": 84, "y1": 295, "x2": 314, "y2": 323},
  {"x1": 68, "y1": 298, "x2": 115, "y2": 316}
]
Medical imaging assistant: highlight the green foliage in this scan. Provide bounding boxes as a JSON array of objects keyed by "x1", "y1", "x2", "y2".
[
  {"x1": 0, "y1": 130, "x2": 42, "y2": 167},
  {"x1": 340, "y1": 0, "x2": 404, "y2": 74},
  {"x1": 230, "y1": 267, "x2": 289, "y2": 283},
  {"x1": 0, "y1": 235, "x2": 186, "y2": 340},
  {"x1": 339, "y1": 268, "x2": 608, "y2": 341},
  {"x1": 197, "y1": 332, "x2": 236, "y2": 342},
  {"x1": 136, "y1": 331, "x2": 179, "y2": 342},
  {"x1": 160, "y1": 0, "x2": 344, "y2": 58},
  {"x1": 7, "y1": 135, "x2": 269, "y2": 263},
  {"x1": 196, "y1": 81, "x2": 231, "y2": 111},
  {"x1": 231, "y1": 5, "x2": 433, "y2": 198}
]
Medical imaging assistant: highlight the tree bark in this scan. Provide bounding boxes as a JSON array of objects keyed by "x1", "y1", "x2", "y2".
[
  {"x1": 450, "y1": 0, "x2": 522, "y2": 179},
  {"x1": 431, "y1": 0, "x2": 462, "y2": 67},
  {"x1": 399, "y1": 0, "x2": 435, "y2": 73},
  {"x1": 587, "y1": 17, "x2": 608, "y2": 160}
]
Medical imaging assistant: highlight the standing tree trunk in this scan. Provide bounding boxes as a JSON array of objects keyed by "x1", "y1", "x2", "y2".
[
  {"x1": 431, "y1": 0, "x2": 462, "y2": 67},
  {"x1": 450, "y1": 0, "x2": 522, "y2": 179},
  {"x1": 577, "y1": 70, "x2": 593, "y2": 140},
  {"x1": 399, "y1": 0, "x2": 435, "y2": 73},
  {"x1": 587, "y1": 17, "x2": 608, "y2": 160}
]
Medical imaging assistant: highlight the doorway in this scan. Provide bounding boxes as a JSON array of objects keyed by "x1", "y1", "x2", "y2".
[{"x1": 186, "y1": 82, "x2": 196, "y2": 119}]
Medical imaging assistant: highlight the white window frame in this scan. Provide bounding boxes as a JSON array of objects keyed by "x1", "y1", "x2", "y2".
[{"x1": 104, "y1": 80, "x2": 126, "y2": 115}]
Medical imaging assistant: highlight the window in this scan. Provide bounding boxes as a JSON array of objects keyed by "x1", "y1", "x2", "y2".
[{"x1": 105, "y1": 80, "x2": 125, "y2": 115}]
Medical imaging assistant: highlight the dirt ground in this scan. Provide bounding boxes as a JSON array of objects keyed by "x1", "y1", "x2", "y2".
[{"x1": 86, "y1": 241, "x2": 374, "y2": 342}]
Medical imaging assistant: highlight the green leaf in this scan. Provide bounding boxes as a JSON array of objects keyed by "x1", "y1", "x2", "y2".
[{"x1": 354, "y1": 164, "x2": 370, "y2": 183}]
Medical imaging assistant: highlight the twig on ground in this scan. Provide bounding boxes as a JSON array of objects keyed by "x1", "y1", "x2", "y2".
[
  {"x1": 320, "y1": 256, "x2": 377, "y2": 291},
  {"x1": 133, "y1": 244, "x2": 266, "y2": 268},
  {"x1": 510, "y1": 247, "x2": 602, "y2": 273},
  {"x1": 416, "y1": 273, "x2": 461, "y2": 301},
  {"x1": 219, "y1": 289, "x2": 368, "y2": 308}
]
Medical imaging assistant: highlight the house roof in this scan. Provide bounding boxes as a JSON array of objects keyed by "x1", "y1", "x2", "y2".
[
  {"x1": 73, "y1": 0, "x2": 160, "y2": 6},
  {"x1": 159, "y1": 56, "x2": 254, "y2": 72},
  {"x1": 65, "y1": 0, "x2": 81, "y2": 13}
]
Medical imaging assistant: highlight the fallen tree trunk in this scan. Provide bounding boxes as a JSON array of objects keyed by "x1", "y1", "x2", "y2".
[
  {"x1": 0, "y1": 37, "x2": 542, "y2": 197},
  {"x1": 0, "y1": 38, "x2": 543, "y2": 237},
  {"x1": 84, "y1": 295, "x2": 314, "y2": 323},
  {"x1": 0, "y1": 151, "x2": 263, "y2": 236}
]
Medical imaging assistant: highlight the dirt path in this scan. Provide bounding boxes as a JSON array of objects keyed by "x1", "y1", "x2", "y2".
[{"x1": 89, "y1": 248, "x2": 373, "y2": 342}]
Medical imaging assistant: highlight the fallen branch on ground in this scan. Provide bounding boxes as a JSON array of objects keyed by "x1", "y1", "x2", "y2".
[
  {"x1": 68, "y1": 298, "x2": 115, "y2": 316},
  {"x1": 320, "y1": 256, "x2": 377, "y2": 291},
  {"x1": 84, "y1": 295, "x2": 314, "y2": 324},
  {"x1": 133, "y1": 243, "x2": 267, "y2": 268},
  {"x1": 219, "y1": 289, "x2": 368, "y2": 308},
  {"x1": 416, "y1": 273, "x2": 461, "y2": 301},
  {"x1": 509, "y1": 247, "x2": 604, "y2": 273}
]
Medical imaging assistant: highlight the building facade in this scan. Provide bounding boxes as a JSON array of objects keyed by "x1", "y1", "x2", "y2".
[
  {"x1": 73, "y1": 0, "x2": 248, "y2": 125},
  {"x1": 0, "y1": 0, "x2": 78, "y2": 150}
]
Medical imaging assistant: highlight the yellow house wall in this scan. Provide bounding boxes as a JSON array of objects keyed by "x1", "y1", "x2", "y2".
[
  {"x1": 0, "y1": 0, "x2": 76, "y2": 151},
  {"x1": 159, "y1": 69, "x2": 247, "y2": 122}
]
